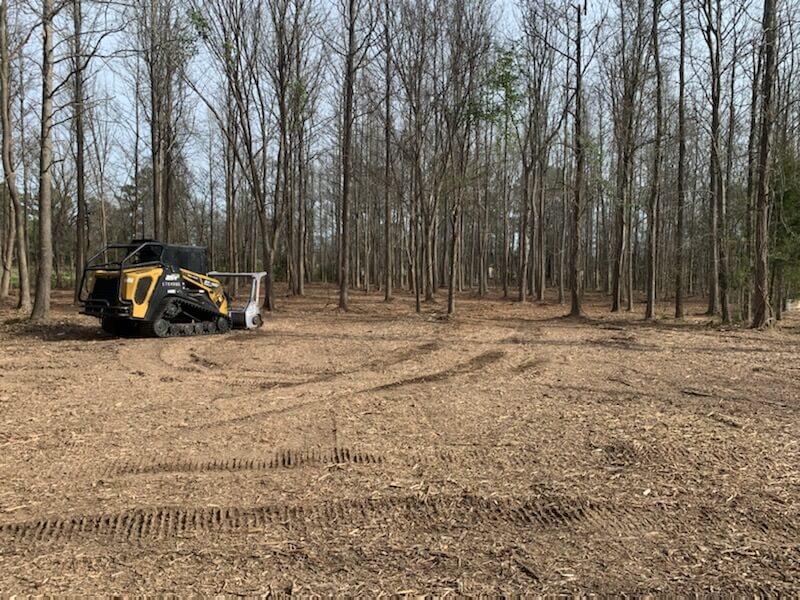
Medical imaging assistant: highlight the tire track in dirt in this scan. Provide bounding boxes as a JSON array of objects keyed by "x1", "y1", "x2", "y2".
[
  {"x1": 594, "y1": 439, "x2": 682, "y2": 467},
  {"x1": 115, "y1": 340, "x2": 443, "y2": 398},
  {"x1": 402, "y1": 445, "x2": 538, "y2": 468},
  {"x1": 368, "y1": 350, "x2": 505, "y2": 392},
  {"x1": 513, "y1": 357, "x2": 550, "y2": 374},
  {"x1": 0, "y1": 493, "x2": 655, "y2": 545},
  {"x1": 106, "y1": 447, "x2": 384, "y2": 477},
  {"x1": 590, "y1": 437, "x2": 787, "y2": 474},
  {"x1": 588, "y1": 334, "x2": 662, "y2": 352},
  {"x1": 183, "y1": 348, "x2": 497, "y2": 431},
  {"x1": 202, "y1": 341, "x2": 443, "y2": 392},
  {"x1": 104, "y1": 445, "x2": 538, "y2": 478}
]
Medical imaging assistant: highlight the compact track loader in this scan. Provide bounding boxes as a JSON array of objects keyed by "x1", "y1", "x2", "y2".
[{"x1": 79, "y1": 240, "x2": 266, "y2": 337}]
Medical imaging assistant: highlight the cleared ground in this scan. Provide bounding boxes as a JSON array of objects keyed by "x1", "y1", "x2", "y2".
[{"x1": 0, "y1": 285, "x2": 798, "y2": 594}]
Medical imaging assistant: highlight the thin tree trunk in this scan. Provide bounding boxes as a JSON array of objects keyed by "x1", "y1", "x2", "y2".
[
  {"x1": 743, "y1": 48, "x2": 761, "y2": 323},
  {"x1": 569, "y1": 3, "x2": 583, "y2": 317},
  {"x1": 501, "y1": 110, "x2": 509, "y2": 298},
  {"x1": 338, "y1": 0, "x2": 357, "y2": 311},
  {"x1": 31, "y1": 0, "x2": 54, "y2": 321},
  {"x1": 383, "y1": 0, "x2": 392, "y2": 302},
  {"x1": 645, "y1": 0, "x2": 662, "y2": 320},
  {"x1": 0, "y1": 197, "x2": 14, "y2": 297},
  {"x1": 0, "y1": 0, "x2": 30, "y2": 310},
  {"x1": 675, "y1": 0, "x2": 686, "y2": 318},
  {"x1": 752, "y1": 0, "x2": 776, "y2": 328},
  {"x1": 72, "y1": 0, "x2": 86, "y2": 303}
]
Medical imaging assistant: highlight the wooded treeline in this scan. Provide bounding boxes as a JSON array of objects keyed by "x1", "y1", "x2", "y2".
[{"x1": 0, "y1": 0, "x2": 797, "y2": 325}]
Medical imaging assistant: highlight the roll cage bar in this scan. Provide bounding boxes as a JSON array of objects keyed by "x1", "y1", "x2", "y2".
[{"x1": 78, "y1": 241, "x2": 167, "y2": 304}]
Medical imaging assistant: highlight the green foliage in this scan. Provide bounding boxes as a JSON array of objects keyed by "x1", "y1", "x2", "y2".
[
  {"x1": 470, "y1": 45, "x2": 523, "y2": 125},
  {"x1": 291, "y1": 78, "x2": 310, "y2": 115},
  {"x1": 187, "y1": 8, "x2": 210, "y2": 42}
]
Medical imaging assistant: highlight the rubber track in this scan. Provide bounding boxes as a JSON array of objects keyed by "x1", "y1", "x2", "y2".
[
  {"x1": 157, "y1": 298, "x2": 229, "y2": 338},
  {"x1": 0, "y1": 494, "x2": 655, "y2": 545},
  {"x1": 107, "y1": 448, "x2": 383, "y2": 477}
]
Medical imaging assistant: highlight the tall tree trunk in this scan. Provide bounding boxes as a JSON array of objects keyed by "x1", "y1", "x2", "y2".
[
  {"x1": 383, "y1": 0, "x2": 392, "y2": 302},
  {"x1": 518, "y1": 162, "x2": 530, "y2": 302},
  {"x1": 645, "y1": 0, "x2": 662, "y2": 320},
  {"x1": 559, "y1": 133, "x2": 567, "y2": 305},
  {"x1": 0, "y1": 0, "x2": 30, "y2": 310},
  {"x1": 134, "y1": 52, "x2": 143, "y2": 238},
  {"x1": 72, "y1": 0, "x2": 86, "y2": 303},
  {"x1": 752, "y1": 0, "x2": 776, "y2": 328},
  {"x1": 722, "y1": 33, "x2": 738, "y2": 321},
  {"x1": 148, "y1": 0, "x2": 163, "y2": 241},
  {"x1": 30, "y1": 0, "x2": 54, "y2": 321},
  {"x1": 706, "y1": 0, "x2": 729, "y2": 322},
  {"x1": 675, "y1": 0, "x2": 686, "y2": 318},
  {"x1": 705, "y1": 8, "x2": 720, "y2": 317},
  {"x1": 744, "y1": 47, "x2": 762, "y2": 323},
  {"x1": 338, "y1": 0, "x2": 357, "y2": 311},
  {"x1": 501, "y1": 111, "x2": 509, "y2": 298},
  {"x1": 536, "y1": 155, "x2": 546, "y2": 301},
  {"x1": 569, "y1": 3, "x2": 584, "y2": 317}
]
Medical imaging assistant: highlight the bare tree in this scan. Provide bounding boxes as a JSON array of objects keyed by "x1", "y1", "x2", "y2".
[
  {"x1": 337, "y1": 0, "x2": 372, "y2": 311},
  {"x1": 382, "y1": 0, "x2": 392, "y2": 302},
  {"x1": 30, "y1": 0, "x2": 55, "y2": 321},
  {"x1": 138, "y1": 0, "x2": 188, "y2": 242},
  {"x1": 752, "y1": 0, "x2": 778, "y2": 328},
  {"x1": 71, "y1": 0, "x2": 86, "y2": 302},
  {"x1": 0, "y1": 0, "x2": 30, "y2": 310},
  {"x1": 675, "y1": 0, "x2": 686, "y2": 318},
  {"x1": 609, "y1": 0, "x2": 647, "y2": 313},
  {"x1": 569, "y1": 1, "x2": 584, "y2": 317},
  {"x1": 445, "y1": 0, "x2": 490, "y2": 315},
  {"x1": 645, "y1": 0, "x2": 662, "y2": 320}
]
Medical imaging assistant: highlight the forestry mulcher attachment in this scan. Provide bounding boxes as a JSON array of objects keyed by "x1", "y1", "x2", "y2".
[{"x1": 79, "y1": 240, "x2": 266, "y2": 337}]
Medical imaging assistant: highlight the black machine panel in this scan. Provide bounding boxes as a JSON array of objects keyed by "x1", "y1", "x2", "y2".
[
  {"x1": 91, "y1": 276, "x2": 120, "y2": 304},
  {"x1": 161, "y1": 246, "x2": 208, "y2": 274}
]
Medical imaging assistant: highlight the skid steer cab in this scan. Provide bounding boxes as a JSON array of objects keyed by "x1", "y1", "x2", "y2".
[{"x1": 79, "y1": 240, "x2": 267, "y2": 338}]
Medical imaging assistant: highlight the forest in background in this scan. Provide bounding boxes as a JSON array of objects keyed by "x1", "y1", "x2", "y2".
[{"x1": 0, "y1": 0, "x2": 797, "y2": 325}]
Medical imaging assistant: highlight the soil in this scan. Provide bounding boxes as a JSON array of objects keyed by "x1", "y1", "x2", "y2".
[{"x1": 0, "y1": 286, "x2": 798, "y2": 595}]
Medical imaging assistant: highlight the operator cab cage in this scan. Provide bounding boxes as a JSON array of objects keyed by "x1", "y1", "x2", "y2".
[
  {"x1": 83, "y1": 240, "x2": 208, "y2": 274},
  {"x1": 78, "y1": 240, "x2": 209, "y2": 305}
]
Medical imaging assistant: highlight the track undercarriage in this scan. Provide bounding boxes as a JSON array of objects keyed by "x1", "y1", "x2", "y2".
[{"x1": 102, "y1": 298, "x2": 232, "y2": 338}]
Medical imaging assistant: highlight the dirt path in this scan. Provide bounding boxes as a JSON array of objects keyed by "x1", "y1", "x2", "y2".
[{"x1": 0, "y1": 286, "x2": 798, "y2": 594}]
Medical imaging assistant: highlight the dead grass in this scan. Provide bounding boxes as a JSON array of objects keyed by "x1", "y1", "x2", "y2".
[{"x1": 0, "y1": 285, "x2": 797, "y2": 594}]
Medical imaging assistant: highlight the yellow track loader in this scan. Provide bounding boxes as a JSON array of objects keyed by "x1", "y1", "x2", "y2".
[{"x1": 79, "y1": 240, "x2": 266, "y2": 337}]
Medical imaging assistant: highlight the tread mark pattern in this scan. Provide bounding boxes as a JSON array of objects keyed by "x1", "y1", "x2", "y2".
[
  {"x1": 107, "y1": 447, "x2": 383, "y2": 477},
  {"x1": 0, "y1": 494, "x2": 654, "y2": 545}
]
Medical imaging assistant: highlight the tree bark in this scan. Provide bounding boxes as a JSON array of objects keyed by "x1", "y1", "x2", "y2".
[
  {"x1": 72, "y1": 0, "x2": 86, "y2": 303},
  {"x1": 0, "y1": 0, "x2": 30, "y2": 310},
  {"x1": 645, "y1": 0, "x2": 662, "y2": 320},
  {"x1": 31, "y1": 0, "x2": 54, "y2": 321},
  {"x1": 338, "y1": 0, "x2": 357, "y2": 311},
  {"x1": 383, "y1": 0, "x2": 392, "y2": 302},
  {"x1": 675, "y1": 0, "x2": 686, "y2": 318},
  {"x1": 752, "y1": 0, "x2": 776, "y2": 328},
  {"x1": 569, "y1": 3, "x2": 583, "y2": 317}
]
